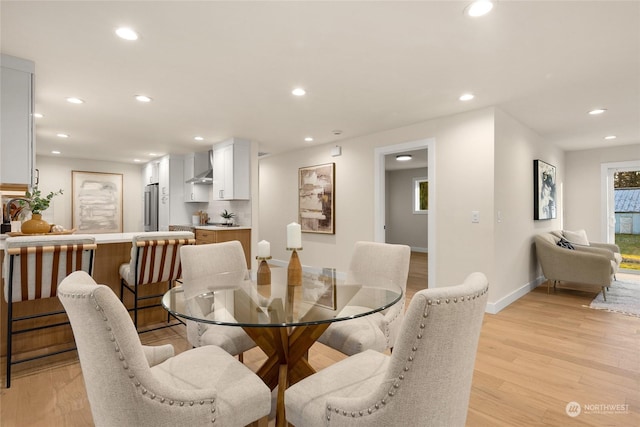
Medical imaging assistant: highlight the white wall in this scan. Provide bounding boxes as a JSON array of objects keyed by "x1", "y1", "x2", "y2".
[
  {"x1": 35, "y1": 155, "x2": 143, "y2": 232},
  {"x1": 386, "y1": 167, "x2": 428, "y2": 250},
  {"x1": 564, "y1": 144, "x2": 640, "y2": 241},
  {"x1": 492, "y1": 109, "x2": 564, "y2": 311},
  {"x1": 259, "y1": 107, "x2": 496, "y2": 294}
]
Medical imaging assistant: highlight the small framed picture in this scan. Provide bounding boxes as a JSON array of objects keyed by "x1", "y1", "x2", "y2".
[{"x1": 533, "y1": 160, "x2": 557, "y2": 220}]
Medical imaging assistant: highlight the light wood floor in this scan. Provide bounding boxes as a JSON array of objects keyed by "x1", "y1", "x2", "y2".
[{"x1": 2, "y1": 253, "x2": 638, "y2": 426}]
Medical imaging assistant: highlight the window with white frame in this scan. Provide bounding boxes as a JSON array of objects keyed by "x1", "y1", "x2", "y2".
[{"x1": 413, "y1": 177, "x2": 428, "y2": 214}]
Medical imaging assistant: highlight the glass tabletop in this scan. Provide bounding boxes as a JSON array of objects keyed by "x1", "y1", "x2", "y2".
[{"x1": 162, "y1": 267, "x2": 402, "y2": 328}]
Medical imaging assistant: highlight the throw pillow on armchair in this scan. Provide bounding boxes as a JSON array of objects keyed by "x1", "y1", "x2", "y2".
[
  {"x1": 563, "y1": 229, "x2": 590, "y2": 246},
  {"x1": 556, "y1": 237, "x2": 575, "y2": 250}
]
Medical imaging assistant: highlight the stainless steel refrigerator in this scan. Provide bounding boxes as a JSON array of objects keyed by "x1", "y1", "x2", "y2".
[{"x1": 144, "y1": 183, "x2": 158, "y2": 232}]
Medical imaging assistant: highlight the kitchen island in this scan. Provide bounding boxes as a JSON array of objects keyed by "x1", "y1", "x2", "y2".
[{"x1": 0, "y1": 227, "x2": 251, "y2": 359}]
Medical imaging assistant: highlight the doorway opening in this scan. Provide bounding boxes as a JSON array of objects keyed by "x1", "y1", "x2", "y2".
[
  {"x1": 374, "y1": 138, "x2": 435, "y2": 288},
  {"x1": 601, "y1": 160, "x2": 640, "y2": 273}
]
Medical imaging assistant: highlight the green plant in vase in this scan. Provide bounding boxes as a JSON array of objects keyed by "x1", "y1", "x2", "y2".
[
  {"x1": 220, "y1": 209, "x2": 235, "y2": 225},
  {"x1": 19, "y1": 186, "x2": 63, "y2": 234}
]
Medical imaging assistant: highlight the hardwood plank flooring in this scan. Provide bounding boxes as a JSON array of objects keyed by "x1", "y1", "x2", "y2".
[{"x1": 1, "y1": 253, "x2": 638, "y2": 427}]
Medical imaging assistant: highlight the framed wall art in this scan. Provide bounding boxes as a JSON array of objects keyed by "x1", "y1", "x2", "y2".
[
  {"x1": 533, "y1": 160, "x2": 557, "y2": 220},
  {"x1": 298, "y1": 162, "x2": 335, "y2": 234},
  {"x1": 72, "y1": 170, "x2": 123, "y2": 233}
]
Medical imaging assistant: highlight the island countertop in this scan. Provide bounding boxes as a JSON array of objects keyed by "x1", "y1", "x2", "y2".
[{"x1": 0, "y1": 227, "x2": 251, "y2": 249}]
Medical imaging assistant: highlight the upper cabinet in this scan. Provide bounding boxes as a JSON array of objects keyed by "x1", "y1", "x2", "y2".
[
  {"x1": 158, "y1": 155, "x2": 189, "y2": 230},
  {"x1": 1, "y1": 54, "x2": 35, "y2": 186},
  {"x1": 184, "y1": 152, "x2": 209, "y2": 202},
  {"x1": 212, "y1": 138, "x2": 250, "y2": 200},
  {"x1": 143, "y1": 160, "x2": 159, "y2": 185}
]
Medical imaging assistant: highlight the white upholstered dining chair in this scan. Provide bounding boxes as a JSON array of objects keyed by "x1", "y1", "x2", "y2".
[
  {"x1": 317, "y1": 241, "x2": 411, "y2": 355},
  {"x1": 285, "y1": 272, "x2": 489, "y2": 427},
  {"x1": 58, "y1": 270, "x2": 271, "y2": 427},
  {"x1": 179, "y1": 240, "x2": 256, "y2": 360},
  {"x1": 119, "y1": 231, "x2": 195, "y2": 331},
  {"x1": 3, "y1": 234, "x2": 96, "y2": 388}
]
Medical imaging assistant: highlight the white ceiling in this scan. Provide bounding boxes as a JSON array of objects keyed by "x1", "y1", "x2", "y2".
[
  {"x1": 385, "y1": 149, "x2": 428, "y2": 171},
  {"x1": 1, "y1": 1, "x2": 639, "y2": 164}
]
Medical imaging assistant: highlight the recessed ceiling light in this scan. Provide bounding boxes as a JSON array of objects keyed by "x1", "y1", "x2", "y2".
[
  {"x1": 33, "y1": 113, "x2": 44, "y2": 118},
  {"x1": 466, "y1": 0, "x2": 494, "y2": 17},
  {"x1": 604, "y1": 135, "x2": 617, "y2": 140},
  {"x1": 588, "y1": 108, "x2": 607, "y2": 115},
  {"x1": 149, "y1": 153, "x2": 159, "y2": 156},
  {"x1": 135, "y1": 95, "x2": 152, "y2": 102},
  {"x1": 56, "y1": 133, "x2": 69, "y2": 138},
  {"x1": 194, "y1": 136, "x2": 204, "y2": 141},
  {"x1": 459, "y1": 93, "x2": 475, "y2": 101},
  {"x1": 66, "y1": 97, "x2": 84, "y2": 104},
  {"x1": 134, "y1": 159, "x2": 141, "y2": 162},
  {"x1": 116, "y1": 27, "x2": 139, "y2": 41},
  {"x1": 292, "y1": 87, "x2": 306, "y2": 96},
  {"x1": 51, "y1": 150, "x2": 61, "y2": 155},
  {"x1": 396, "y1": 154, "x2": 412, "y2": 161},
  {"x1": 304, "y1": 137, "x2": 314, "y2": 142}
]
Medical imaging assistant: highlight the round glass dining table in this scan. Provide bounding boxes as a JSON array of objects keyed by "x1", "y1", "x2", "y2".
[{"x1": 162, "y1": 267, "x2": 402, "y2": 427}]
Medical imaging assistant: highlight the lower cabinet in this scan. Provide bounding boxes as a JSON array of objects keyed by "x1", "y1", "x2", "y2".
[{"x1": 195, "y1": 228, "x2": 251, "y2": 267}]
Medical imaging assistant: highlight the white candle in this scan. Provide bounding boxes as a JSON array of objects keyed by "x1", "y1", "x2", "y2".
[
  {"x1": 258, "y1": 240, "x2": 271, "y2": 258},
  {"x1": 287, "y1": 222, "x2": 302, "y2": 248}
]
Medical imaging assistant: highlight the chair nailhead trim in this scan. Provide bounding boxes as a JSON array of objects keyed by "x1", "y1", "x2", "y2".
[
  {"x1": 61, "y1": 290, "x2": 220, "y2": 424},
  {"x1": 324, "y1": 285, "x2": 489, "y2": 421}
]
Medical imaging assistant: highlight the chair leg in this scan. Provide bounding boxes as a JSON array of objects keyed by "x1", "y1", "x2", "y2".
[
  {"x1": 602, "y1": 286, "x2": 607, "y2": 302},
  {"x1": 133, "y1": 283, "x2": 139, "y2": 329},
  {"x1": 238, "y1": 352, "x2": 244, "y2": 363},
  {"x1": 167, "y1": 281, "x2": 173, "y2": 323},
  {"x1": 6, "y1": 299, "x2": 13, "y2": 388}
]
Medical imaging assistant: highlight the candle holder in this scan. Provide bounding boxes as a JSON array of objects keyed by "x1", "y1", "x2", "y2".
[
  {"x1": 286, "y1": 247, "x2": 303, "y2": 286},
  {"x1": 256, "y1": 256, "x2": 272, "y2": 286}
]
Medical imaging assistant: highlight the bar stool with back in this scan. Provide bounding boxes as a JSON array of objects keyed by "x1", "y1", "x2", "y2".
[
  {"x1": 3, "y1": 234, "x2": 97, "y2": 388},
  {"x1": 119, "y1": 231, "x2": 195, "y2": 332}
]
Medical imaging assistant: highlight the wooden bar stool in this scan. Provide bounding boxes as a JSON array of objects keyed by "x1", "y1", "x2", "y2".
[
  {"x1": 3, "y1": 234, "x2": 97, "y2": 388},
  {"x1": 119, "y1": 231, "x2": 195, "y2": 332}
]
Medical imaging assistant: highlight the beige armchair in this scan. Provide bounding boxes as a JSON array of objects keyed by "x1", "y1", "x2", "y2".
[
  {"x1": 59, "y1": 270, "x2": 270, "y2": 427},
  {"x1": 285, "y1": 272, "x2": 488, "y2": 427},
  {"x1": 534, "y1": 230, "x2": 621, "y2": 300}
]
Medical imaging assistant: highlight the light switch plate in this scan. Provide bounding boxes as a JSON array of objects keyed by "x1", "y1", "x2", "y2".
[{"x1": 471, "y1": 210, "x2": 480, "y2": 223}]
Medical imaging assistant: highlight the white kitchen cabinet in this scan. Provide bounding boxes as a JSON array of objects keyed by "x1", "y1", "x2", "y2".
[
  {"x1": 1, "y1": 54, "x2": 35, "y2": 186},
  {"x1": 143, "y1": 160, "x2": 159, "y2": 185},
  {"x1": 212, "y1": 138, "x2": 250, "y2": 200},
  {"x1": 184, "y1": 152, "x2": 209, "y2": 203},
  {"x1": 157, "y1": 155, "x2": 189, "y2": 231}
]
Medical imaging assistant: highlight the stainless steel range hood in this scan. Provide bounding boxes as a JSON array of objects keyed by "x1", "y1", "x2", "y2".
[{"x1": 186, "y1": 150, "x2": 213, "y2": 184}]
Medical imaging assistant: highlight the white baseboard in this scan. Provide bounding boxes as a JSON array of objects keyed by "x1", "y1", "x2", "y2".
[
  {"x1": 485, "y1": 275, "x2": 545, "y2": 314},
  {"x1": 411, "y1": 246, "x2": 428, "y2": 253}
]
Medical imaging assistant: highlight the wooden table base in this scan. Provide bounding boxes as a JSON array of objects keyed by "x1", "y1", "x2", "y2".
[{"x1": 243, "y1": 322, "x2": 331, "y2": 427}]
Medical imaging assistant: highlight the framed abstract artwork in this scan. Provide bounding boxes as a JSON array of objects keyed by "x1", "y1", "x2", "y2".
[
  {"x1": 302, "y1": 268, "x2": 337, "y2": 310},
  {"x1": 298, "y1": 162, "x2": 335, "y2": 234},
  {"x1": 72, "y1": 170, "x2": 123, "y2": 233},
  {"x1": 533, "y1": 160, "x2": 557, "y2": 220}
]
